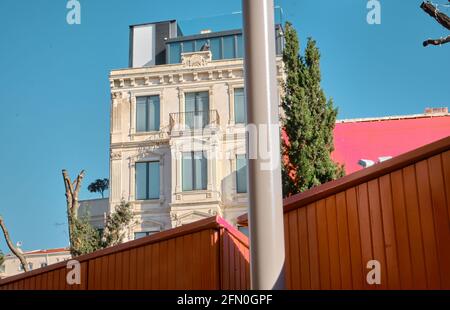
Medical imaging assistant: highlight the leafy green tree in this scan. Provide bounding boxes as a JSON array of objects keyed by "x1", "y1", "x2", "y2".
[
  {"x1": 100, "y1": 200, "x2": 134, "y2": 248},
  {"x1": 281, "y1": 22, "x2": 344, "y2": 197},
  {"x1": 88, "y1": 179, "x2": 109, "y2": 198},
  {"x1": 71, "y1": 213, "x2": 102, "y2": 257},
  {"x1": 69, "y1": 201, "x2": 134, "y2": 256},
  {"x1": 63, "y1": 170, "x2": 133, "y2": 257}
]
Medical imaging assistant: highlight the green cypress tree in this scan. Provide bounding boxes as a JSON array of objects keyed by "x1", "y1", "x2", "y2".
[{"x1": 281, "y1": 22, "x2": 344, "y2": 197}]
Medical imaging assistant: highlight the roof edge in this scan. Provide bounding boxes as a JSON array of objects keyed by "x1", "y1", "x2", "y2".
[{"x1": 337, "y1": 113, "x2": 450, "y2": 124}]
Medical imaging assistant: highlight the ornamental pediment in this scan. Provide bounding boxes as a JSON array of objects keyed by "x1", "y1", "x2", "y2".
[{"x1": 181, "y1": 51, "x2": 212, "y2": 68}]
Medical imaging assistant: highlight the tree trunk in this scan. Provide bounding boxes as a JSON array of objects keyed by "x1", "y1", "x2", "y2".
[
  {"x1": 62, "y1": 169, "x2": 85, "y2": 256},
  {"x1": 0, "y1": 215, "x2": 28, "y2": 272}
]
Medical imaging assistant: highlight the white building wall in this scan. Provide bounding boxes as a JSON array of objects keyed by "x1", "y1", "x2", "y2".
[{"x1": 90, "y1": 51, "x2": 285, "y2": 241}]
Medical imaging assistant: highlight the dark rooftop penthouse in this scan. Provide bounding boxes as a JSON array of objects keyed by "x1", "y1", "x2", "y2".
[{"x1": 129, "y1": 20, "x2": 284, "y2": 68}]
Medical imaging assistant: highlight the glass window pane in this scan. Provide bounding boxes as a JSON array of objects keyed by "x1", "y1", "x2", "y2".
[
  {"x1": 185, "y1": 93, "x2": 195, "y2": 130},
  {"x1": 182, "y1": 152, "x2": 193, "y2": 191},
  {"x1": 236, "y1": 155, "x2": 248, "y2": 193},
  {"x1": 136, "y1": 97, "x2": 147, "y2": 132},
  {"x1": 169, "y1": 43, "x2": 181, "y2": 64},
  {"x1": 236, "y1": 35, "x2": 244, "y2": 58},
  {"x1": 134, "y1": 232, "x2": 147, "y2": 240},
  {"x1": 196, "y1": 39, "x2": 208, "y2": 51},
  {"x1": 182, "y1": 41, "x2": 194, "y2": 53},
  {"x1": 234, "y1": 88, "x2": 246, "y2": 124},
  {"x1": 210, "y1": 38, "x2": 222, "y2": 60},
  {"x1": 148, "y1": 96, "x2": 160, "y2": 131},
  {"x1": 223, "y1": 36, "x2": 235, "y2": 59},
  {"x1": 136, "y1": 162, "x2": 147, "y2": 200},
  {"x1": 201, "y1": 153, "x2": 207, "y2": 190},
  {"x1": 196, "y1": 92, "x2": 209, "y2": 129},
  {"x1": 194, "y1": 152, "x2": 207, "y2": 190},
  {"x1": 148, "y1": 162, "x2": 160, "y2": 199},
  {"x1": 186, "y1": 92, "x2": 209, "y2": 129}
]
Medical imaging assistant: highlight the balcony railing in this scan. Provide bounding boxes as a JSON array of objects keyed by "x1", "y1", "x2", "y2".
[{"x1": 169, "y1": 110, "x2": 220, "y2": 132}]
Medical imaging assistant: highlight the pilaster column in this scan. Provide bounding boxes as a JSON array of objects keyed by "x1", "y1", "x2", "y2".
[
  {"x1": 130, "y1": 95, "x2": 136, "y2": 139},
  {"x1": 228, "y1": 85, "x2": 235, "y2": 125},
  {"x1": 129, "y1": 158, "x2": 136, "y2": 202}
]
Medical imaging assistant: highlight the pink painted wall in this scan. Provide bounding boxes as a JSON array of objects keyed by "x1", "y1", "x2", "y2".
[{"x1": 332, "y1": 116, "x2": 450, "y2": 174}]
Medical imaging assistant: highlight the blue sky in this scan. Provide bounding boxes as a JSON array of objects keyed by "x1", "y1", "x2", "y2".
[{"x1": 0, "y1": 0, "x2": 448, "y2": 253}]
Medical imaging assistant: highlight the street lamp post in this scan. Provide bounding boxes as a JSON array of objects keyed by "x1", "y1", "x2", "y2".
[{"x1": 242, "y1": 0, "x2": 286, "y2": 290}]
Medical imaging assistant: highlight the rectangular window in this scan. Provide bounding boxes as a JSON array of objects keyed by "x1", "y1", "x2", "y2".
[
  {"x1": 182, "y1": 152, "x2": 207, "y2": 191},
  {"x1": 236, "y1": 154, "x2": 248, "y2": 193},
  {"x1": 169, "y1": 42, "x2": 181, "y2": 64},
  {"x1": 136, "y1": 95, "x2": 160, "y2": 132},
  {"x1": 223, "y1": 36, "x2": 235, "y2": 59},
  {"x1": 210, "y1": 37, "x2": 222, "y2": 60},
  {"x1": 236, "y1": 35, "x2": 244, "y2": 58},
  {"x1": 185, "y1": 92, "x2": 209, "y2": 129},
  {"x1": 234, "y1": 88, "x2": 246, "y2": 124},
  {"x1": 195, "y1": 39, "x2": 208, "y2": 52},
  {"x1": 136, "y1": 161, "x2": 160, "y2": 200},
  {"x1": 134, "y1": 231, "x2": 157, "y2": 240},
  {"x1": 182, "y1": 41, "x2": 194, "y2": 53}
]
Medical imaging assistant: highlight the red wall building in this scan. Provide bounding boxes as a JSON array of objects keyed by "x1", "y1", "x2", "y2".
[{"x1": 333, "y1": 110, "x2": 450, "y2": 174}]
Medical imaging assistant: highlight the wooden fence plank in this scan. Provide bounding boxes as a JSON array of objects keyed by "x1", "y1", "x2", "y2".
[
  {"x1": 428, "y1": 155, "x2": 450, "y2": 289},
  {"x1": 378, "y1": 175, "x2": 400, "y2": 289},
  {"x1": 415, "y1": 160, "x2": 440, "y2": 289}
]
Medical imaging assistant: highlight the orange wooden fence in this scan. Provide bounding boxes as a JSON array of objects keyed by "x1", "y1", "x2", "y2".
[
  {"x1": 1, "y1": 136, "x2": 449, "y2": 290},
  {"x1": 0, "y1": 217, "x2": 249, "y2": 290},
  {"x1": 239, "y1": 136, "x2": 450, "y2": 290}
]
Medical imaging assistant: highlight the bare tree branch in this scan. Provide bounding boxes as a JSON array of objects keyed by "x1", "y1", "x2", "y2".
[
  {"x1": 0, "y1": 215, "x2": 28, "y2": 272},
  {"x1": 421, "y1": 1, "x2": 450, "y2": 30},
  {"x1": 62, "y1": 169, "x2": 85, "y2": 256},
  {"x1": 423, "y1": 35, "x2": 450, "y2": 46}
]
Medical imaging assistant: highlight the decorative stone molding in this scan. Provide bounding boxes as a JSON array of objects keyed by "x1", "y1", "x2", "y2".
[
  {"x1": 208, "y1": 209, "x2": 217, "y2": 216},
  {"x1": 111, "y1": 152, "x2": 122, "y2": 160},
  {"x1": 112, "y1": 92, "x2": 122, "y2": 100},
  {"x1": 181, "y1": 51, "x2": 212, "y2": 68},
  {"x1": 109, "y1": 58, "x2": 283, "y2": 90}
]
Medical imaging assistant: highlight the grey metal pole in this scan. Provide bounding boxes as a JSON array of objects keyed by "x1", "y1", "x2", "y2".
[{"x1": 242, "y1": 0, "x2": 285, "y2": 290}]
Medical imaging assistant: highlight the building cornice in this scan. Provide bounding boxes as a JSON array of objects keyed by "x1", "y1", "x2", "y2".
[
  {"x1": 109, "y1": 56, "x2": 284, "y2": 91},
  {"x1": 111, "y1": 140, "x2": 170, "y2": 150}
]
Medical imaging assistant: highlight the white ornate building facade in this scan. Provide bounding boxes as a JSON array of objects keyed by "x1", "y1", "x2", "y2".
[{"x1": 80, "y1": 20, "x2": 285, "y2": 241}]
